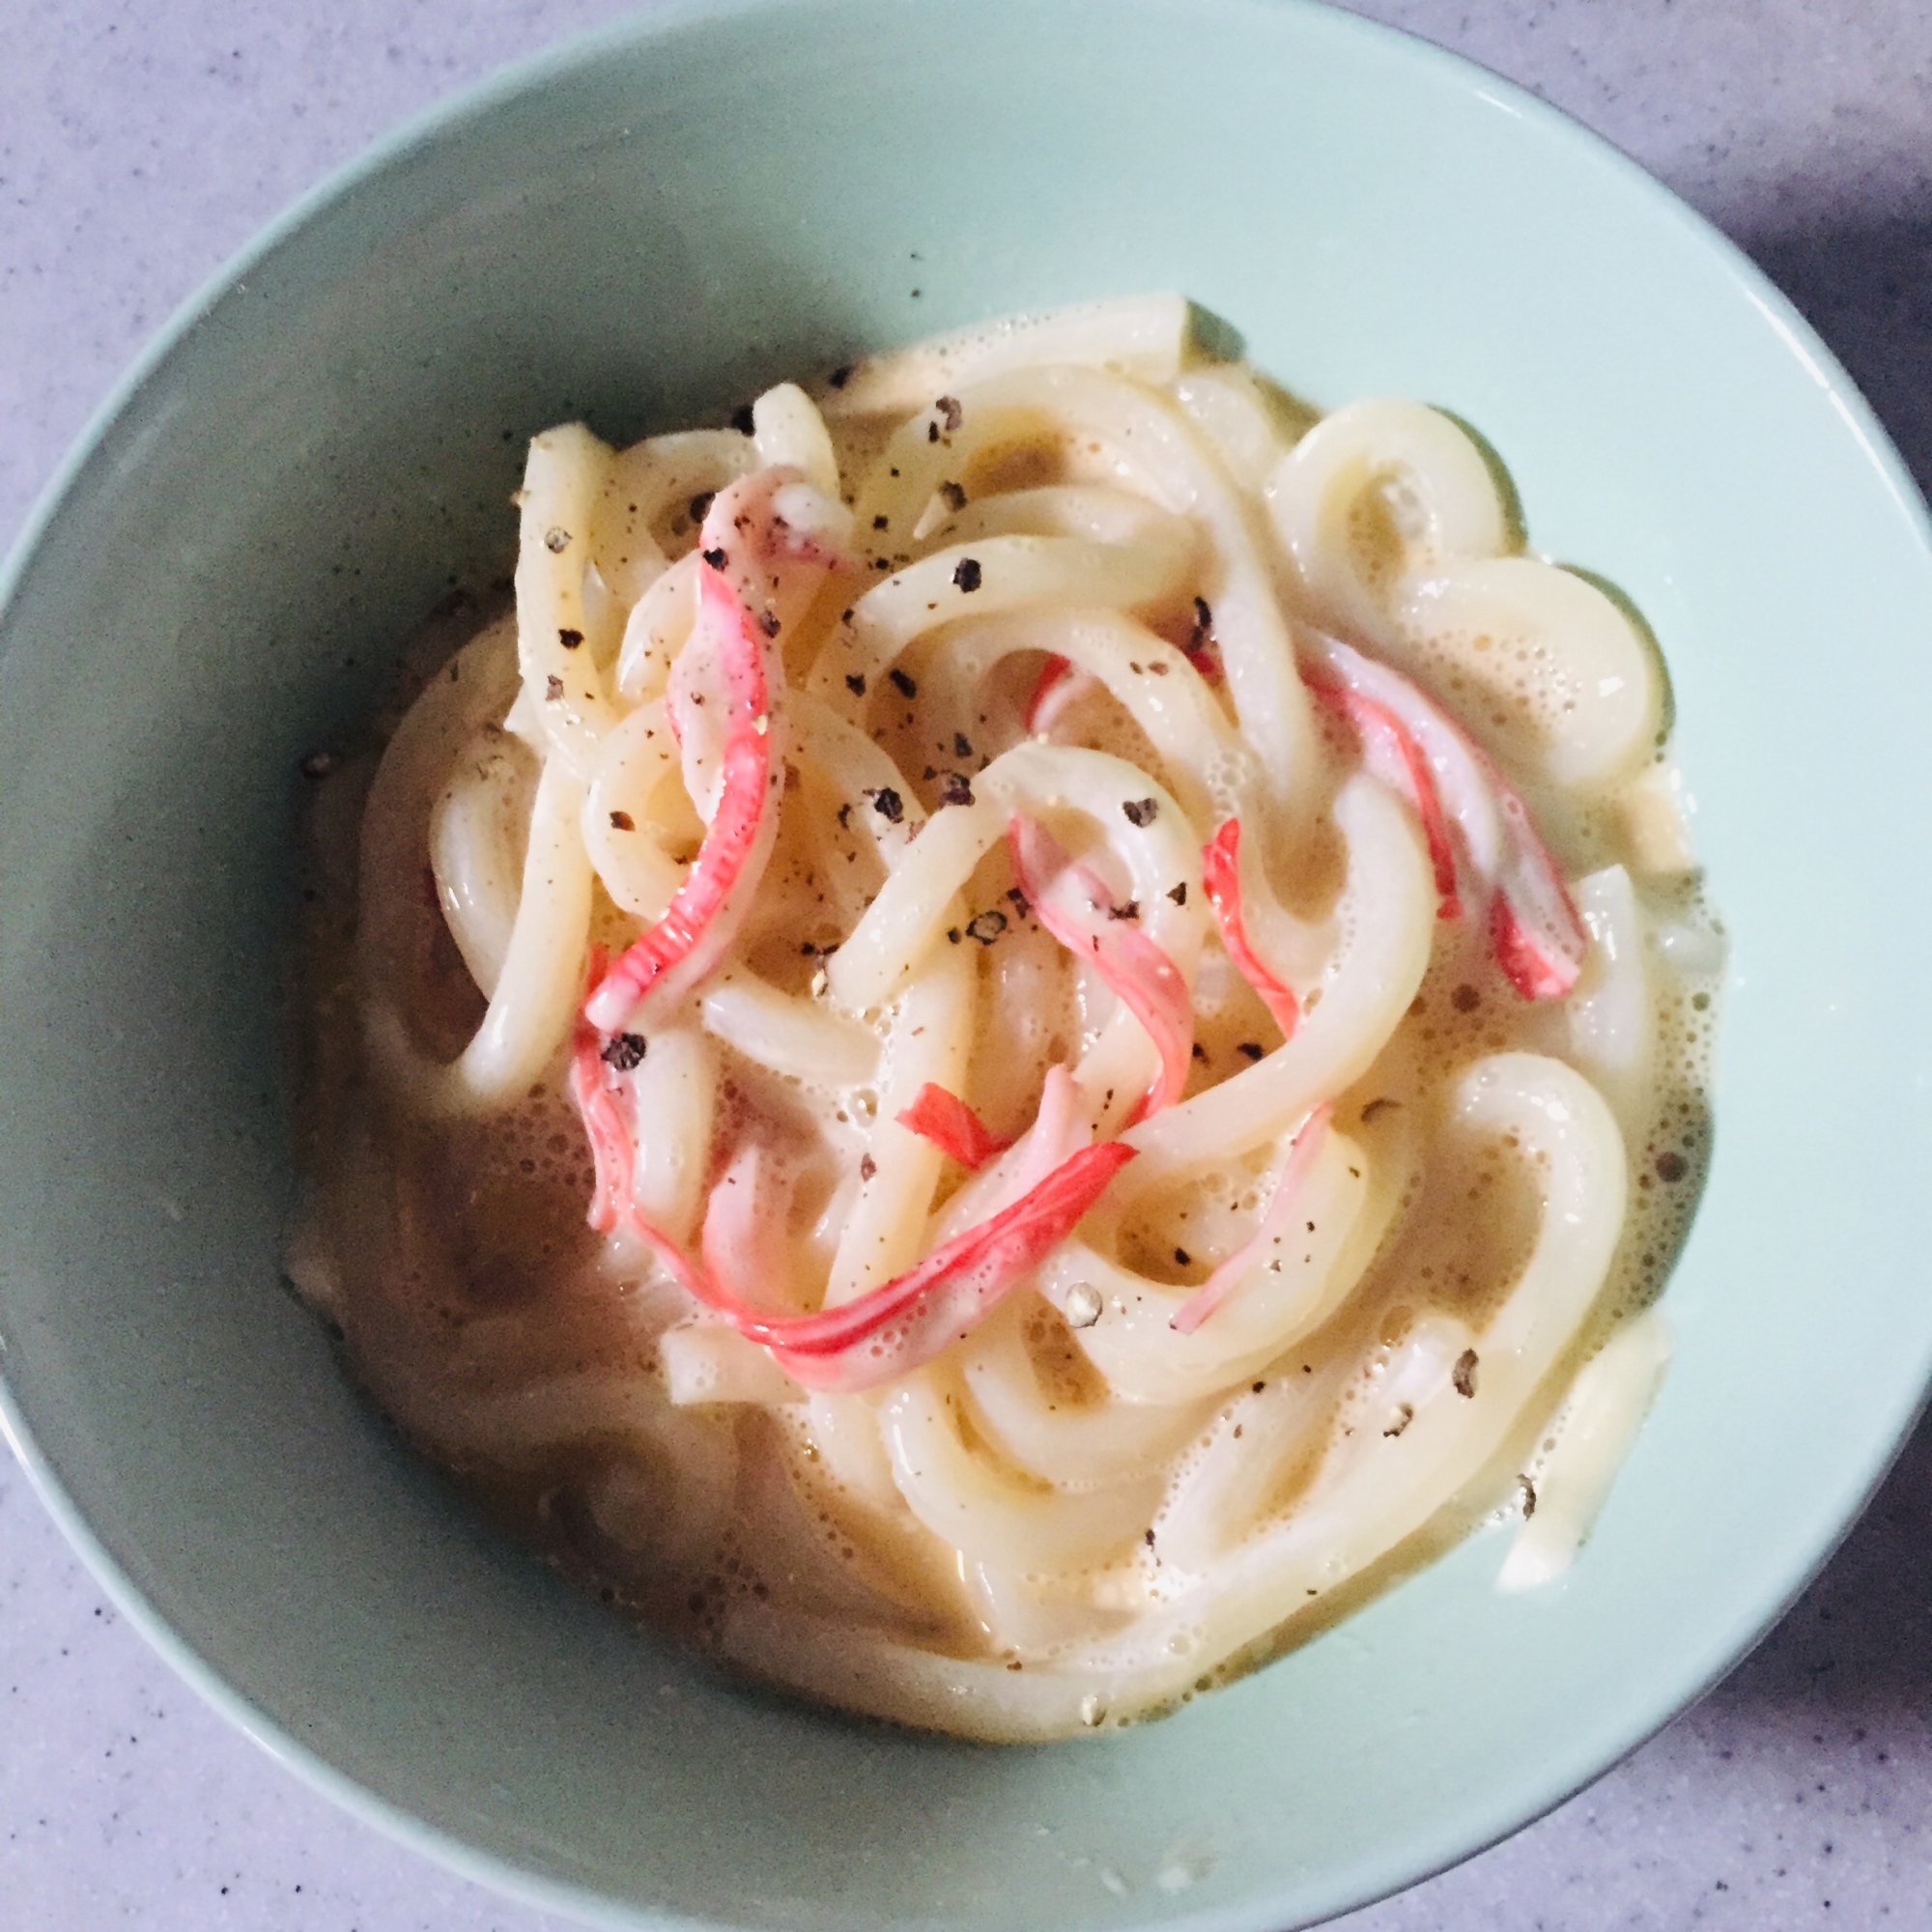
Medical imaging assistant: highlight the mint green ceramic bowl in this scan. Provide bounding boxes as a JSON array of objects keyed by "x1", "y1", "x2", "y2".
[{"x1": 3, "y1": 2, "x2": 1928, "y2": 1926}]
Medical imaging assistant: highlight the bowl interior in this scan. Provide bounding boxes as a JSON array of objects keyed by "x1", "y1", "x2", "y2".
[{"x1": 4, "y1": 2, "x2": 1931, "y2": 1928}]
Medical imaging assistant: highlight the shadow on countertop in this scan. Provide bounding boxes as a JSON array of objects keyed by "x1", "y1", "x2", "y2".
[
  {"x1": 1747, "y1": 215, "x2": 1932, "y2": 501},
  {"x1": 1694, "y1": 214, "x2": 1932, "y2": 1722},
  {"x1": 1713, "y1": 1411, "x2": 1932, "y2": 1719}
]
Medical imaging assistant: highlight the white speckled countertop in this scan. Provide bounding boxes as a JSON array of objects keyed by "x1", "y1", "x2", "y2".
[{"x1": 4, "y1": 3, "x2": 1931, "y2": 1925}]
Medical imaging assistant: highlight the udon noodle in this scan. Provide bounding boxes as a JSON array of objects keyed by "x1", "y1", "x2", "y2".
[{"x1": 289, "y1": 296, "x2": 1719, "y2": 1741}]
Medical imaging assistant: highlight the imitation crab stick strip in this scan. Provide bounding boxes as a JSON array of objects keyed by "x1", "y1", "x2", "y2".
[
  {"x1": 571, "y1": 949, "x2": 632, "y2": 1229},
  {"x1": 1200, "y1": 817, "x2": 1301, "y2": 1038},
  {"x1": 715, "y1": 1141, "x2": 1134, "y2": 1356},
  {"x1": 896, "y1": 1083, "x2": 1015, "y2": 1171},
  {"x1": 569, "y1": 998, "x2": 713, "y2": 1304},
  {"x1": 1302, "y1": 635, "x2": 1586, "y2": 1000},
  {"x1": 925, "y1": 1063, "x2": 1092, "y2": 1242},
  {"x1": 578, "y1": 1100, "x2": 1131, "y2": 1385},
  {"x1": 1026, "y1": 592, "x2": 1221, "y2": 737},
  {"x1": 571, "y1": 1037, "x2": 630, "y2": 1235},
  {"x1": 1024, "y1": 654, "x2": 1094, "y2": 736},
  {"x1": 571, "y1": 1019, "x2": 1136, "y2": 1390},
  {"x1": 1314, "y1": 681, "x2": 1463, "y2": 915},
  {"x1": 583, "y1": 562, "x2": 782, "y2": 1031},
  {"x1": 699, "y1": 1143, "x2": 796, "y2": 1311},
  {"x1": 1007, "y1": 813, "x2": 1194, "y2": 1120},
  {"x1": 1169, "y1": 1104, "x2": 1332, "y2": 1334},
  {"x1": 766, "y1": 1142, "x2": 1137, "y2": 1390}
]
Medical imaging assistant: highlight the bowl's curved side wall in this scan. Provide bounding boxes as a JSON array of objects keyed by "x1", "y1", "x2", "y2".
[{"x1": 2, "y1": 3, "x2": 1931, "y2": 1930}]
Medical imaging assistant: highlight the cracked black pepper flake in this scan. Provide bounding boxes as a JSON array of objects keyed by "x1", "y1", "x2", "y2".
[
  {"x1": 557, "y1": 626, "x2": 583, "y2": 651},
  {"x1": 837, "y1": 802, "x2": 852, "y2": 828},
  {"x1": 545, "y1": 674, "x2": 565, "y2": 701},
  {"x1": 1520, "y1": 1475, "x2": 1537, "y2": 1519},
  {"x1": 926, "y1": 422, "x2": 941, "y2": 442},
  {"x1": 688, "y1": 491, "x2": 714, "y2": 525},
  {"x1": 1453, "y1": 1349, "x2": 1479, "y2": 1398},
  {"x1": 758, "y1": 610, "x2": 781, "y2": 638},
  {"x1": 939, "y1": 480, "x2": 967, "y2": 512},
  {"x1": 889, "y1": 667, "x2": 918, "y2": 697},
  {"x1": 1383, "y1": 1403, "x2": 1414, "y2": 1439},
  {"x1": 965, "y1": 909, "x2": 1008, "y2": 945},
  {"x1": 1174, "y1": 1247, "x2": 1191, "y2": 1266},
  {"x1": 600, "y1": 1033, "x2": 647, "y2": 1072},
  {"x1": 953, "y1": 731, "x2": 973, "y2": 757},
  {"x1": 1122, "y1": 797, "x2": 1158, "y2": 827},
  {"x1": 1191, "y1": 1042, "x2": 1208, "y2": 1062},
  {"x1": 1168, "y1": 882, "x2": 1187, "y2": 905},
  {"x1": 730, "y1": 403, "x2": 755, "y2": 435},
  {"x1": 1144, "y1": 1528, "x2": 1156, "y2": 1548},
  {"x1": 701, "y1": 546, "x2": 727, "y2": 569},
  {"x1": 844, "y1": 672, "x2": 867, "y2": 697},
  {"x1": 859, "y1": 1153, "x2": 876, "y2": 1181},
  {"x1": 936, "y1": 395, "x2": 963, "y2": 431},
  {"x1": 953, "y1": 556, "x2": 982, "y2": 593},
  {"x1": 828, "y1": 363, "x2": 854, "y2": 389},
  {"x1": 298, "y1": 750, "x2": 337, "y2": 780},
  {"x1": 1006, "y1": 886, "x2": 1031, "y2": 919},
  {"x1": 1190, "y1": 594, "x2": 1212, "y2": 640},
  {"x1": 867, "y1": 786, "x2": 904, "y2": 824},
  {"x1": 948, "y1": 927, "x2": 962, "y2": 944},
  {"x1": 609, "y1": 810, "x2": 635, "y2": 831},
  {"x1": 1108, "y1": 900, "x2": 1140, "y2": 922},
  {"x1": 1237, "y1": 1041, "x2": 1264, "y2": 1062},
  {"x1": 940, "y1": 771, "x2": 975, "y2": 808}
]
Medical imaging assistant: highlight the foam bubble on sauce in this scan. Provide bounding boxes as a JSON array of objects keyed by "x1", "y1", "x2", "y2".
[
  {"x1": 1409, "y1": 621, "x2": 1578, "y2": 755},
  {"x1": 1344, "y1": 489, "x2": 1407, "y2": 605}
]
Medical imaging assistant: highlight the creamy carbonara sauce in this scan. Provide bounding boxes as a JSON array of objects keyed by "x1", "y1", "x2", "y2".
[{"x1": 289, "y1": 296, "x2": 1718, "y2": 1742}]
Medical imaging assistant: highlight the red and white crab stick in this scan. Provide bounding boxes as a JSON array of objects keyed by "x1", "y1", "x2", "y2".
[
  {"x1": 896, "y1": 1083, "x2": 1015, "y2": 1171},
  {"x1": 1169, "y1": 1104, "x2": 1331, "y2": 1334},
  {"x1": 583, "y1": 560, "x2": 783, "y2": 1032},
  {"x1": 1200, "y1": 816, "x2": 1302, "y2": 1038},
  {"x1": 1302, "y1": 634, "x2": 1586, "y2": 1001},
  {"x1": 572, "y1": 1022, "x2": 1135, "y2": 1393},
  {"x1": 1008, "y1": 812, "x2": 1195, "y2": 1121}
]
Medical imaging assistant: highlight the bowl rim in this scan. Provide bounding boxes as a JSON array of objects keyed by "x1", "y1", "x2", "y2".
[{"x1": 3, "y1": 1, "x2": 1930, "y2": 1927}]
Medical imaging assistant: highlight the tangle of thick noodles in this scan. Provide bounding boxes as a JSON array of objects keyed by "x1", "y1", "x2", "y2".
[{"x1": 290, "y1": 295, "x2": 1719, "y2": 1742}]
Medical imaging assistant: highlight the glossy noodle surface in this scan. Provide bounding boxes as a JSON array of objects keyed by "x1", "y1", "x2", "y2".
[{"x1": 290, "y1": 297, "x2": 1719, "y2": 1741}]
